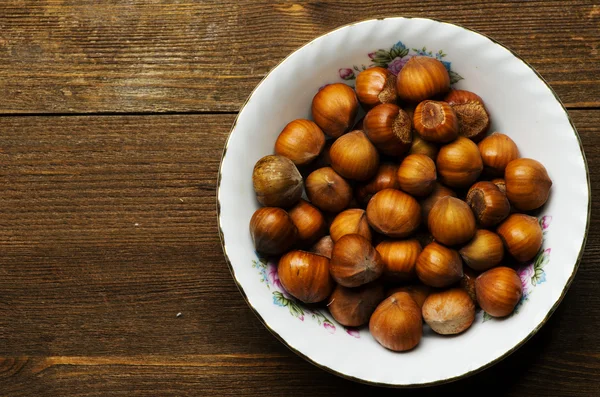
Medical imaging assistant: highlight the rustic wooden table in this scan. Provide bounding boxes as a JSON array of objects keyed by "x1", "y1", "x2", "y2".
[{"x1": 0, "y1": 1, "x2": 598, "y2": 396}]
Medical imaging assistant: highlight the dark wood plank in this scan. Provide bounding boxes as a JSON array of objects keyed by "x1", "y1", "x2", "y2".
[
  {"x1": 0, "y1": 110, "x2": 599, "y2": 395},
  {"x1": 1, "y1": 310, "x2": 600, "y2": 397},
  {"x1": 0, "y1": 1, "x2": 598, "y2": 113},
  {"x1": 0, "y1": 114, "x2": 269, "y2": 357}
]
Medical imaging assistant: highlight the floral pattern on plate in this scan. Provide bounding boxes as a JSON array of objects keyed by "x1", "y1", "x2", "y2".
[
  {"x1": 252, "y1": 255, "x2": 360, "y2": 337},
  {"x1": 338, "y1": 41, "x2": 464, "y2": 85}
]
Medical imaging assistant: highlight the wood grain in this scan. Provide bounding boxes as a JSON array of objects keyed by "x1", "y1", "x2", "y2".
[
  {"x1": 0, "y1": 110, "x2": 599, "y2": 395},
  {"x1": 0, "y1": 0, "x2": 598, "y2": 114},
  {"x1": 1, "y1": 1, "x2": 599, "y2": 395}
]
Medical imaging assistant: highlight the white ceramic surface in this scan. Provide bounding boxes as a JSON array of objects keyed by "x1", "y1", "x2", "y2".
[{"x1": 217, "y1": 17, "x2": 590, "y2": 387}]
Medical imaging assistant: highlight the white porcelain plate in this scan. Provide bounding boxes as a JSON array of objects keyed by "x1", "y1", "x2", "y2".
[{"x1": 217, "y1": 17, "x2": 590, "y2": 387}]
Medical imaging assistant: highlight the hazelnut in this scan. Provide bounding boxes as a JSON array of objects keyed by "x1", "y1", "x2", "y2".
[
  {"x1": 363, "y1": 103, "x2": 412, "y2": 156},
  {"x1": 355, "y1": 163, "x2": 400, "y2": 206},
  {"x1": 275, "y1": 119, "x2": 326, "y2": 166},
  {"x1": 252, "y1": 155, "x2": 303, "y2": 208},
  {"x1": 459, "y1": 229, "x2": 504, "y2": 271},
  {"x1": 428, "y1": 196, "x2": 476, "y2": 246},
  {"x1": 422, "y1": 288, "x2": 475, "y2": 335},
  {"x1": 460, "y1": 266, "x2": 478, "y2": 304},
  {"x1": 409, "y1": 131, "x2": 439, "y2": 160},
  {"x1": 249, "y1": 207, "x2": 298, "y2": 255},
  {"x1": 278, "y1": 250, "x2": 334, "y2": 303},
  {"x1": 310, "y1": 235, "x2": 334, "y2": 259},
  {"x1": 420, "y1": 182, "x2": 456, "y2": 221},
  {"x1": 355, "y1": 67, "x2": 398, "y2": 109},
  {"x1": 369, "y1": 292, "x2": 423, "y2": 351},
  {"x1": 327, "y1": 282, "x2": 385, "y2": 327},
  {"x1": 416, "y1": 242, "x2": 463, "y2": 288},
  {"x1": 386, "y1": 284, "x2": 432, "y2": 308},
  {"x1": 366, "y1": 189, "x2": 421, "y2": 238},
  {"x1": 497, "y1": 214, "x2": 543, "y2": 262},
  {"x1": 478, "y1": 132, "x2": 520, "y2": 176},
  {"x1": 397, "y1": 154, "x2": 437, "y2": 197},
  {"x1": 311, "y1": 83, "x2": 359, "y2": 138},
  {"x1": 330, "y1": 209, "x2": 372, "y2": 242},
  {"x1": 330, "y1": 234, "x2": 384, "y2": 287},
  {"x1": 491, "y1": 178, "x2": 506, "y2": 194},
  {"x1": 505, "y1": 158, "x2": 552, "y2": 211},
  {"x1": 413, "y1": 100, "x2": 459, "y2": 143},
  {"x1": 288, "y1": 199, "x2": 326, "y2": 246},
  {"x1": 376, "y1": 239, "x2": 422, "y2": 282},
  {"x1": 305, "y1": 167, "x2": 352, "y2": 213},
  {"x1": 476, "y1": 267, "x2": 523, "y2": 317},
  {"x1": 444, "y1": 90, "x2": 490, "y2": 142},
  {"x1": 436, "y1": 137, "x2": 483, "y2": 188},
  {"x1": 396, "y1": 56, "x2": 450, "y2": 103},
  {"x1": 330, "y1": 130, "x2": 380, "y2": 181},
  {"x1": 466, "y1": 181, "x2": 510, "y2": 227}
]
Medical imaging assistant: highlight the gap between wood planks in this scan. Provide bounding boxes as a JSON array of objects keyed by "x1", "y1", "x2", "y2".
[
  {"x1": 0, "y1": 106, "x2": 598, "y2": 118},
  {"x1": 0, "y1": 110, "x2": 237, "y2": 117}
]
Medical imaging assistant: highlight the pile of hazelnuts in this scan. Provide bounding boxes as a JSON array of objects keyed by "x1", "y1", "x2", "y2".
[{"x1": 249, "y1": 56, "x2": 552, "y2": 352}]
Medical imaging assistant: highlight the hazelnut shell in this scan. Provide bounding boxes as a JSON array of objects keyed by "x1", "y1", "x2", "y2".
[
  {"x1": 428, "y1": 196, "x2": 476, "y2": 246},
  {"x1": 369, "y1": 292, "x2": 423, "y2": 352},
  {"x1": 497, "y1": 214, "x2": 543, "y2": 262},
  {"x1": 355, "y1": 67, "x2": 398, "y2": 109},
  {"x1": 249, "y1": 207, "x2": 298, "y2": 255},
  {"x1": 476, "y1": 266, "x2": 523, "y2": 317},
  {"x1": 436, "y1": 137, "x2": 483, "y2": 188},
  {"x1": 275, "y1": 119, "x2": 326, "y2": 166},
  {"x1": 330, "y1": 209, "x2": 372, "y2": 242},
  {"x1": 397, "y1": 154, "x2": 437, "y2": 197},
  {"x1": 505, "y1": 158, "x2": 552, "y2": 211},
  {"x1": 416, "y1": 242, "x2": 464, "y2": 288},
  {"x1": 478, "y1": 132, "x2": 520, "y2": 176},
  {"x1": 305, "y1": 167, "x2": 352, "y2": 213},
  {"x1": 330, "y1": 130, "x2": 380, "y2": 181},
  {"x1": 422, "y1": 288, "x2": 475, "y2": 335},
  {"x1": 330, "y1": 234, "x2": 384, "y2": 287},
  {"x1": 413, "y1": 100, "x2": 459, "y2": 143},
  {"x1": 396, "y1": 56, "x2": 450, "y2": 103},
  {"x1": 311, "y1": 83, "x2": 359, "y2": 138},
  {"x1": 376, "y1": 239, "x2": 422, "y2": 282},
  {"x1": 444, "y1": 90, "x2": 490, "y2": 142},
  {"x1": 366, "y1": 189, "x2": 421, "y2": 238},
  {"x1": 252, "y1": 155, "x2": 303, "y2": 208},
  {"x1": 278, "y1": 250, "x2": 334, "y2": 303},
  {"x1": 327, "y1": 283, "x2": 385, "y2": 327}
]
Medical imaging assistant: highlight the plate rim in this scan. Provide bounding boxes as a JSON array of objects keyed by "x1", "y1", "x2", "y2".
[{"x1": 216, "y1": 16, "x2": 591, "y2": 388}]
